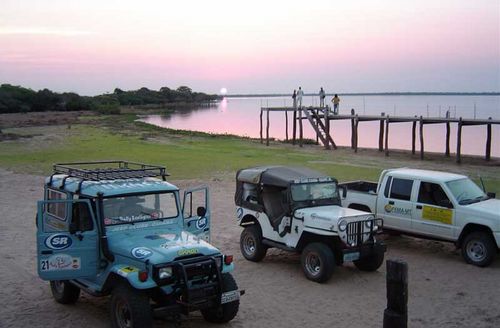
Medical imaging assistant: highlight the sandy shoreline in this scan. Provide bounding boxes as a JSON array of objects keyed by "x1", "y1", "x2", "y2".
[{"x1": 0, "y1": 168, "x2": 499, "y2": 328}]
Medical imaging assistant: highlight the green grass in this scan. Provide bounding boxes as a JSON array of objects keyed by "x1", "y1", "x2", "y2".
[
  {"x1": 0, "y1": 119, "x2": 498, "y2": 196},
  {"x1": 0, "y1": 125, "x2": 381, "y2": 181}
]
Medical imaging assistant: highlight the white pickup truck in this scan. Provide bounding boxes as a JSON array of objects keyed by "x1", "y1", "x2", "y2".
[{"x1": 339, "y1": 168, "x2": 500, "y2": 267}]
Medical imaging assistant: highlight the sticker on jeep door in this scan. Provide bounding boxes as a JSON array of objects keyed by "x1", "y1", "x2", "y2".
[
  {"x1": 422, "y1": 206, "x2": 452, "y2": 224},
  {"x1": 40, "y1": 254, "x2": 81, "y2": 271}
]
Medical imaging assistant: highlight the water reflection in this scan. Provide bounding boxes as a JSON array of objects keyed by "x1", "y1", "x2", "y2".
[{"x1": 138, "y1": 96, "x2": 500, "y2": 156}]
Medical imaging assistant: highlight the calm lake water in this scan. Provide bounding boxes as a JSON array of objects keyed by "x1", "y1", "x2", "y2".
[{"x1": 139, "y1": 95, "x2": 500, "y2": 157}]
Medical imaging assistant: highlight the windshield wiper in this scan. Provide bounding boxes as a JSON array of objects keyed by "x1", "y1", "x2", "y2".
[{"x1": 459, "y1": 196, "x2": 485, "y2": 205}]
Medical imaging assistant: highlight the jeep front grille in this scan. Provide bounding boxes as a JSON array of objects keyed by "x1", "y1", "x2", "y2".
[{"x1": 345, "y1": 219, "x2": 382, "y2": 247}]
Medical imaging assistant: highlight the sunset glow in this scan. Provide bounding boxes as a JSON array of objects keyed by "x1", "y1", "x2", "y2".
[{"x1": 0, "y1": 0, "x2": 498, "y2": 95}]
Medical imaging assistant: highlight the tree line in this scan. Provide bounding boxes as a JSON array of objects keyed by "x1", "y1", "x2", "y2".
[{"x1": 0, "y1": 84, "x2": 221, "y2": 114}]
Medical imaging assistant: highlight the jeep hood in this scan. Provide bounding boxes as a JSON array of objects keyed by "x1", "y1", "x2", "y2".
[
  {"x1": 463, "y1": 198, "x2": 500, "y2": 219},
  {"x1": 107, "y1": 229, "x2": 219, "y2": 264},
  {"x1": 296, "y1": 205, "x2": 373, "y2": 231}
]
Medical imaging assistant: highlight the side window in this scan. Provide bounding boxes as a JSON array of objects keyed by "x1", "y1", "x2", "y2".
[
  {"x1": 418, "y1": 182, "x2": 451, "y2": 206},
  {"x1": 390, "y1": 178, "x2": 413, "y2": 201},
  {"x1": 184, "y1": 189, "x2": 207, "y2": 218},
  {"x1": 47, "y1": 189, "x2": 67, "y2": 219},
  {"x1": 384, "y1": 176, "x2": 393, "y2": 198},
  {"x1": 44, "y1": 190, "x2": 68, "y2": 232}
]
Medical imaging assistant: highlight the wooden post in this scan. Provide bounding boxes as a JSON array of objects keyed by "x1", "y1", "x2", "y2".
[
  {"x1": 299, "y1": 108, "x2": 303, "y2": 147},
  {"x1": 351, "y1": 117, "x2": 356, "y2": 149},
  {"x1": 419, "y1": 116, "x2": 424, "y2": 160},
  {"x1": 315, "y1": 109, "x2": 320, "y2": 145},
  {"x1": 385, "y1": 116, "x2": 390, "y2": 156},
  {"x1": 486, "y1": 117, "x2": 492, "y2": 161},
  {"x1": 292, "y1": 109, "x2": 297, "y2": 145},
  {"x1": 456, "y1": 117, "x2": 462, "y2": 163},
  {"x1": 354, "y1": 116, "x2": 359, "y2": 153},
  {"x1": 285, "y1": 110, "x2": 289, "y2": 141},
  {"x1": 266, "y1": 109, "x2": 270, "y2": 146},
  {"x1": 325, "y1": 111, "x2": 330, "y2": 149},
  {"x1": 379, "y1": 119, "x2": 385, "y2": 152},
  {"x1": 445, "y1": 121, "x2": 451, "y2": 157},
  {"x1": 411, "y1": 121, "x2": 416, "y2": 155},
  {"x1": 383, "y1": 259, "x2": 408, "y2": 328},
  {"x1": 260, "y1": 109, "x2": 263, "y2": 144}
]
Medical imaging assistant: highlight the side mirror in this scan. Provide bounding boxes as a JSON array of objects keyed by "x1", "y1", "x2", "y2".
[
  {"x1": 487, "y1": 192, "x2": 496, "y2": 199},
  {"x1": 438, "y1": 199, "x2": 453, "y2": 209},
  {"x1": 197, "y1": 206, "x2": 207, "y2": 217},
  {"x1": 340, "y1": 186, "x2": 347, "y2": 198}
]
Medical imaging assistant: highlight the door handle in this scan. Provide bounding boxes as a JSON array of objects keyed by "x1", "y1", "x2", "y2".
[
  {"x1": 41, "y1": 250, "x2": 53, "y2": 255},
  {"x1": 388, "y1": 201, "x2": 394, "y2": 205},
  {"x1": 416, "y1": 205, "x2": 422, "y2": 209}
]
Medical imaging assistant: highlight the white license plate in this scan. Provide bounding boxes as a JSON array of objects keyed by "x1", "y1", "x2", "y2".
[
  {"x1": 343, "y1": 251, "x2": 360, "y2": 262},
  {"x1": 221, "y1": 290, "x2": 240, "y2": 304}
]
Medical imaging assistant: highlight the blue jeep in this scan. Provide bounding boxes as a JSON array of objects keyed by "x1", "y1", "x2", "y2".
[{"x1": 36, "y1": 161, "x2": 241, "y2": 328}]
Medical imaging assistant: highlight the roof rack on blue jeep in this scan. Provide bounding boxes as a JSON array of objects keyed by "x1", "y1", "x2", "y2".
[{"x1": 49, "y1": 160, "x2": 169, "y2": 193}]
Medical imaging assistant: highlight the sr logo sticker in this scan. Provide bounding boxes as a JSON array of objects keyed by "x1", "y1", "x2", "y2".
[
  {"x1": 196, "y1": 217, "x2": 208, "y2": 230},
  {"x1": 131, "y1": 247, "x2": 153, "y2": 259},
  {"x1": 45, "y1": 234, "x2": 72, "y2": 250}
]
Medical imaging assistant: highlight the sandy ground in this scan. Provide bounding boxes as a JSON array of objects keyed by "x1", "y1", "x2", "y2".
[{"x1": 0, "y1": 168, "x2": 499, "y2": 328}]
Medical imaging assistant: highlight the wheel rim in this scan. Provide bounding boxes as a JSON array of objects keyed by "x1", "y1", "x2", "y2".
[
  {"x1": 115, "y1": 299, "x2": 132, "y2": 328},
  {"x1": 243, "y1": 234, "x2": 256, "y2": 256},
  {"x1": 305, "y1": 252, "x2": 321, "y2": 277},
  {"x1": 53, "y1": 281, "x2": 65, "y2": 294},
  {"x1": 466, "y1": 240, "x2": 487, "y2": 262}
]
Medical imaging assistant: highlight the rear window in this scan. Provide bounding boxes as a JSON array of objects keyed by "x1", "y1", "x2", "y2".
[{"x1": 390, "y1": 178, "x2": 413, "y2": 201}]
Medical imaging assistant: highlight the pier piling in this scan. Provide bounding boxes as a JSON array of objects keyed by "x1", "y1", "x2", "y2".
[
  {"x1": 486, "y1": 117, "x2": 492, "y2": 161},
  {"x1": 419, "y1": 116, "x2": 424, "y2": 160},
  {"x1": 457, "y1": 117, "x2": 463, "y2": 163}
]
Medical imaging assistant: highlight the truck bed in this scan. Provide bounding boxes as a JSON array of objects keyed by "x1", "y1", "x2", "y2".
[
  {"x1": 339, "y1": 181, "x2": 378, "y2": 194},
  {"x1": 339, "y1": 181, "x2": 379, "y2": 213}
]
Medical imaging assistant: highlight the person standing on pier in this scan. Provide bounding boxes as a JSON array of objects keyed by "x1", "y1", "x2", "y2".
[
  {"x1": 319, "y1": 87, "x2": 326, "y2": 107},
  {"x1": 297, "y1": 87, "x2": 304, "y2": 108},
  {"x1": 332, "y1": 94, "x2": 340, "y2": 114},
  {"x1": 292, "y1": 89, "x2": 297, "y2": 108}
]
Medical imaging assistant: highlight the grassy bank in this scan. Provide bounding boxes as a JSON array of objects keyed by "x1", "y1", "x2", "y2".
[{"x1": 0, "y1": 113, "x2": 498, "y2": 194}]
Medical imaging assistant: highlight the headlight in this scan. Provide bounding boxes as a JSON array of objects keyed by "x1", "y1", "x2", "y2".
[
  {"x1": 215, "y1": 256, "x2": 222, "y2": 269},
  {"x1": 365, "y1": 220, "x2": 373, "y2": 229},
  {"x1": 158, "y1": 267, "x2": 173, "y2": 279},
  {"x1": 338, "y1": 219, "x2": 347, "y2": 232}
]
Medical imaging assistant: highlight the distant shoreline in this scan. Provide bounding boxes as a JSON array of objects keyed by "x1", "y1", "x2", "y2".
[{"x1": 226, "y1": 92, "x2": 500, "y2": 98}]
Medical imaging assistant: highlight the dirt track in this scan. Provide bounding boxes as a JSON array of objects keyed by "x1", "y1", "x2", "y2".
[{"x1": 0, "y1": 168, "x2": 499, "y2": 328}]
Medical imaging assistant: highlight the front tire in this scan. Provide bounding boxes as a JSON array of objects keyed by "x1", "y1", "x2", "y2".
[
  {"x1": 354, "y1": 246, "x2": 385, "y2": 271},
  {"x1": 461, "y1": 231, "x2": 496, "y2": 267},
  {"x1": 240, "y1": 225, "x2": 267, "y2": 262},
  {"x1": 110, "y1": 282, "x2": 152, "y2": 328},
  {"x1": 301, "y1": 243, "x2": 335, "y2": 283},
  {"x1": 201, "y1": 273, "x2": 239, "y2": 323},
  {"x1": 50, "y1": 280, "x2": 80, "y2": 304}
]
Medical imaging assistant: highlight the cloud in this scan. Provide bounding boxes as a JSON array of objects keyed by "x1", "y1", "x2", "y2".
[{"x1": 0, "y1": 27, "x2": 92, "y2": 36}]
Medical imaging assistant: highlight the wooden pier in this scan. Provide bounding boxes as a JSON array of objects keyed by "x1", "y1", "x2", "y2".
[{"x1": 259, "y1": 106, "x2": 499, "y2": 162}]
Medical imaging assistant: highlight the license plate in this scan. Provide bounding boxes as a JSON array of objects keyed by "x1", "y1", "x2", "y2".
[
  {"x1": 343, "y1": 251, "x2": 360, "y2": 262},
  {"x1": 221, "y1": 290, "x2": 240, "y2": 304}
]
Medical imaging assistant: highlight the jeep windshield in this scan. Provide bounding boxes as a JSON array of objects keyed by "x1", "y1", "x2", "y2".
[
  {"x1": 446, "y1": 178, "x2": 487, "y2": 205},
  {"x1": 103, "y1": 192, "x2": 179, "y2": 226},
  {"x1": 291, "y1": 182, "x2": 339, "y2": 202}
]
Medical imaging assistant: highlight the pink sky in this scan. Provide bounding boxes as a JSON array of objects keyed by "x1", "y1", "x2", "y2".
[{"x1": 0, "y1": 0, "x2": 499, "y2": 95}]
